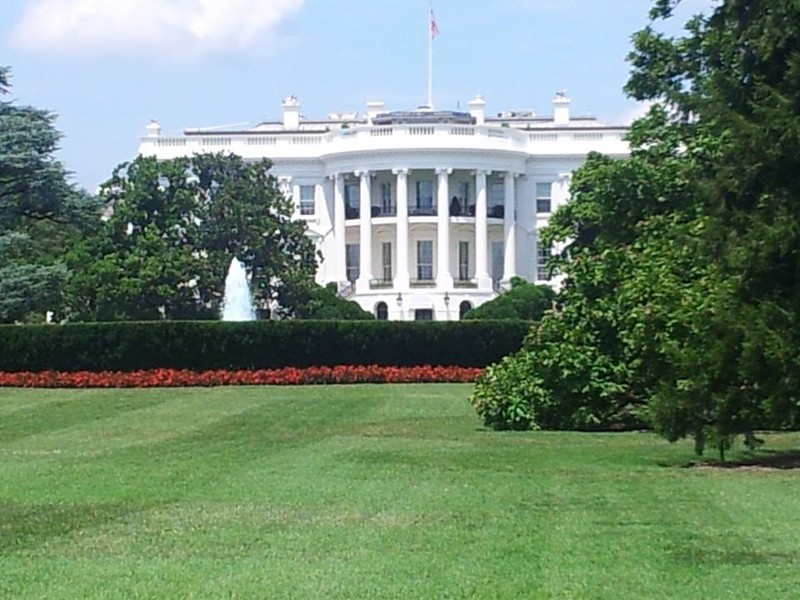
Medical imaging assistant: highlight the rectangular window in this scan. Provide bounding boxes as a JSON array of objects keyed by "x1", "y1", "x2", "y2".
[
  {"x1": 413, "y1": 180, "x2": 435, "y2": 215},
  {"x1": 537, "y1": 244, "x2": 552, "y2": 281},
  {"x1": 345, "y1": 181, "x2": 360, "y2": 219},
  {"x1": 382, "y1": 242, "x2": 392, "y2": 282},
  {"x1": 454, "y1": 181, "x2": 471, "y2": 216},
  {"x1": 536, "y1": 182, "x2": 552, "y2": 214},
  {"x1": 414, "y1": 309, "x2": 434, "y2": 321},
  {"x1": 488, "y1": 180, "x2": 505, "y2": 218},
  {"x1": 458, "y1": 241, "x2": 470, "y2": 281},
  {"x1": 491, "y1": 241, "x2": 504, "y2": 285},
  {"x1": 346, "y1": 243, "x2": 360, "y2": 283},
  {"x1": 417, "y1": 240, "x2": 433, "y2": 281},
  {"x1": 379, "y1": 182, "x2": 395, "y2": 216},
  {"x1": 299, "y1": 185, "x2": 315, "y2": 215}
]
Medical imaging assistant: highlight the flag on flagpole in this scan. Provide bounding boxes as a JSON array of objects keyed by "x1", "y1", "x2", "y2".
[{"x1": 430, "y1": 9, "x2": 440, "y2": 39}]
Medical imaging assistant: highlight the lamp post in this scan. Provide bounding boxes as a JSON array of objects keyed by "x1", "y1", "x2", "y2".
[
  {"x1": 443, "y1": 291, "x2": 450, "y2": 321},
  {"x1": 396, "y1": 292, "x2": 403, "y2": 321}
]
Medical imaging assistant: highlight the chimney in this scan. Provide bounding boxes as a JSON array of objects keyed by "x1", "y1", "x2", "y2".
[
  {"x1": 553, "y1": 90, "x2": 571, "y2": 125},
  {"x1": 366, "y1": 101, "x2": 385, "y2": 125},
  {"x1": 468, "y1": 95, "x2": 486, "y2": 125},
  {"x1": 282, "y1": 95, "x2": 300, "y2": 129},
  {"x1": 145, "y1": 120, "x2": 161, "y2": 138}
]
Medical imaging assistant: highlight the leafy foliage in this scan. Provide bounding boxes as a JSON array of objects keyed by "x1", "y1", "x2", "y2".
[
  {"x1": 282, "y1": 282, "x2": 374, "y2": 320},
  {"x1": 0, "y1": 67, "x2": 101, "y2": 323},
  {"x1": 463, "y1": 277, "x2": 555, "y2": 321},
  {"x1": 66, "y1": 153, "x2": 318, "y2": 321},
  {"x1": 0, "y1": 320, "x2": 529, "y2": 372},
  {"x1": 472, "y1": 0, "x2": 800, "y2": 459}
]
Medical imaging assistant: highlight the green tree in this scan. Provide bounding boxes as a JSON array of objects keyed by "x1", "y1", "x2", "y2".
[
  {"x1": 0, "y1": 67, "x2": 100, "y2": 323},
  {"x1": 67, "y1": 153, "x2": 318, "y2": 321},
  {"x1": 473, "y1": 0, "x2": 800, "y2": 459},
  {"x1": 462, "y1": 277, "x2": 555, "y2": 321}
]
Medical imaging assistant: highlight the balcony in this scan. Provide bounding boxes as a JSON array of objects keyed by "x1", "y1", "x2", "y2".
[
  {"x1": 372, "y1": 205, "x2": 396, "y2": 218},
  {"x1": 409, "y1": 205, "x2": 437, "y2": 217},
  {"x1": 370, "y1": 278, "x2": 393, "y2": 289},
  {"x1": 487, "y1": 205, "x2": 505, "y2": 219},
  {"x1": 410, "y1": 278, "x2": 436, "y2": 288},
  {"x1": 454, "y1": 279, "x2": 478, "y2": 288}
]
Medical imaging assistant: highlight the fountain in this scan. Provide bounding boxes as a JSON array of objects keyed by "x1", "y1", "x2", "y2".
[{"x1": 221, "y1": 257, "x2": 256, "y2": 321}]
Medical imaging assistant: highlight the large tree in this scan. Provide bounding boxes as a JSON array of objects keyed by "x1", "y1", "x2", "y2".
[
  {"x1": 0, "y1": 67, "x2": 100, "y2": 323},
  {"x1": 67, "y1": 153, "x2": 318, "y2": 321},
  {"x1": 472, "y1": 0, "x2": 800, "y2": 459}
]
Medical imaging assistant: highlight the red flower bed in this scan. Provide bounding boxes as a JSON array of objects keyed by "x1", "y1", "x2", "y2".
[{"x1": 0, "y1": 366, "x2": 483, "y2": 388}]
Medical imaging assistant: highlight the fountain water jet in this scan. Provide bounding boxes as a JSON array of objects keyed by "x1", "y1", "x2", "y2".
[{"x1": 221, "y1": 257, "x2": 256, "y2": 321}]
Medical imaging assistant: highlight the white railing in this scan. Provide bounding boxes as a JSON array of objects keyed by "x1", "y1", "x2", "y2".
[
  {"x1": 246, "y1": 137, "x2": 277, "y2": 145},
  {"x1": 141, "y1": 124, "x2": 628, "y2": 158},
  {"x1": 574, "y1": 132, "x2": 604, "y2": 141}
]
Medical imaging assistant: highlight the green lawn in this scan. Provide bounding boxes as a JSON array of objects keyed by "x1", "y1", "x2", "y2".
[{"x1": 1, "y1": 384, "x2": 798, "y2": 599}]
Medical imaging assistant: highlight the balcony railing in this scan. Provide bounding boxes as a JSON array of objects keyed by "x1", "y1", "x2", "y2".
[
  {"x1": 487, "y1": 205, "x2": 505, "y2": 219},
  {"x1": 410, "y1": 278, "x2": 436, "y2": 288},
  {"x1": 344, "y1": 203, "x2": 503, "y2": 220},
  {"x1": 372, "y1": 205, "x2": 396, "y2": 217},
  {"x1": 454, "y1": 279, "x2": 478, "y2": 288},
  {"x1": 370, "y1": 278, "x2": 393, "y2": 289},
  {"x1": 409, "y1": 205, "x2": 437, "y2": 216}
]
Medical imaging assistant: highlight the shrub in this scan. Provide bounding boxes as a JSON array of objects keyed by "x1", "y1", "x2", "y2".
[
  {"x1": 0, "y1": 320, "x2": 529, "y2": 372},
  {"x1": 471, "y1": 352, "x2": 542, "y2": 431}
]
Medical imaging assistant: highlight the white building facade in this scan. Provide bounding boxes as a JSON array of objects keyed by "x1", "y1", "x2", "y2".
[{"x1": 138, "y1": 93, "x2": 628, "y2": 321}]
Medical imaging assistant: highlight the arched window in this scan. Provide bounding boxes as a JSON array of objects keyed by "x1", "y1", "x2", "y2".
[
  {"x1": 375, "y1": 301, "x2": 389, "y2": 320},
  {"x1": 459, "y1": 301, "x2": 472, "y2": 320}
]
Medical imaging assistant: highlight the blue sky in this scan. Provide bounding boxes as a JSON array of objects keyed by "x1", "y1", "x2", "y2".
[{"x1": 1, "y1": 0, "x2": 715, "y2": 191}]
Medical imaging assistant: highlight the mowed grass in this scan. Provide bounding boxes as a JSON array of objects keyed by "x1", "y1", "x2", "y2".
[{"x1": 1, "y1": 385, "x2": 799, "y2": 599}]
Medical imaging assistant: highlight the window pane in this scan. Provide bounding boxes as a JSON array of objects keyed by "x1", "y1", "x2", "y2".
[
  {"x1": 537, "y1": 244, "x2": 552, "y2": 281},
  {"x1": 417, "y1": 240, "x2": 433, "y2": 280},
  {"x1": 536, "y1": 182, "x2": 552, "y2": 214},
  {"x1": 346, "y1": 243, "x2": 360, "y2": 282},
  {"x1": 300, "y1": 185, "x2": 315, "y2": 215},
  {"x1": 458, "y1": 241, "x2": 470, "y2": 281}
]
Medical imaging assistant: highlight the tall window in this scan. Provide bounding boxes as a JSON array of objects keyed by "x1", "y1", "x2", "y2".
[
  {"x1": 382, "y1": 242, "x2": 392, "y2": 282},
  {"x1": 346, "y1": 243, "x2": 360, "y2": 283},
  {"x1": 417, "y1": 240, "x2": 433, "y2": 281},
  {"x1": 456, "y1": 181, "x2": 471, "y2": 215},
  {"x1": 491, "y1": 241, "x2": 504, "y2": 285},
  {"x1": 414, "y1": 180, "x2": 434, "y2": 214},
  {"x1": 537, "y1": 244, "x2": 552, "y2": 281},
  {"x1": 536, "y1": 182, "x2": 552, "y2": 214},
  {"x1": 488, "y1": 180, "x2": 504, "y2": 218},
  {"x1": 380, "y1": 182, "x2": 394, "y2": 216},
  {"x1": 345, "y1": 180, "x2": 360, "y2": 219},
  {"x1": 458, "y1": 241, "x2": 470, "y2": 281},
  {"x1": 299, "y1": 185, "x2": 315, "y2": 215}
]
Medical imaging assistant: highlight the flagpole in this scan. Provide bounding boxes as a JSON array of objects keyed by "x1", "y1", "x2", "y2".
[
  {"x1": 428, "y1": 3, "x2": 433, "y2": 109},
  {"x1": 428, "y1": 20, "x2": 433, "y2": 109}
]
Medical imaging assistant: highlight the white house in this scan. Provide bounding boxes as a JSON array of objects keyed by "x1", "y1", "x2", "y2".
[{"x1": 138, "y1": 92, "x2": 628, "y2": 321}]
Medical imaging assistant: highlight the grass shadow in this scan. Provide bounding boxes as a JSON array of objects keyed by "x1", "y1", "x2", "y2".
[
  {"x1": 0, "y1": 501, "x2": 159, "y2": 555},
  {"x1": 678, "y1": 449, "x2": 800, "y2": 470}
]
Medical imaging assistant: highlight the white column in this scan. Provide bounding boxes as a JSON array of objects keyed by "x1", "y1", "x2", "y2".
[
  {"x1": 333, "y1": 174, "x2": 347, "y2": 283},
  {"x1": 475, "y1": 169, "x2": 491, "y2": 288},
  {"x1": 393, "y1": 168, "x2": 410, "y2": 290},
  {"x1": 436, "y1": 168, "x2": 453, "y2": 288},
  {"x1": 356, "y1": 170, "x2": 373, "y2": 291},
  {"x1": 502, "y1": 172, "x2": 517, "y2": 284}
]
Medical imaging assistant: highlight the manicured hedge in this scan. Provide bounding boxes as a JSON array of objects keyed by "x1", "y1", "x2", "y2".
[{"x1": 0, "y1": 320, "x2": 530, "y2": 372}]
